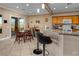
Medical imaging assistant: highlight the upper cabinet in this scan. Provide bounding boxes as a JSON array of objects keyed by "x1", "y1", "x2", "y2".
[
  {"x1": 52, "y1": 15, "x2": 79, "y2": 25},
  {"x1": 57, "y1": 16, "x2": 63, "y2": 24},
  {"x1": 72, "y1": 16, "x2": 79, "y2": 24},
  {"x1": 52, "y1": 17, "x2": 63, "y2": 24},
  {"x1": 52, "y1": 17, "x2": 58, "y2": 24}
]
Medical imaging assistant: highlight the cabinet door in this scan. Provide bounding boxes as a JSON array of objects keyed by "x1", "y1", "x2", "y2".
[
  {"x1": 72, "y1": 16, "x2": 79, "y2": 24},
  {"x1": 58, "y1": 16, "x2": 63, "y2": 24},
  {"x1": 52, "y1": 17, "x2": 58, "y2": 24}
]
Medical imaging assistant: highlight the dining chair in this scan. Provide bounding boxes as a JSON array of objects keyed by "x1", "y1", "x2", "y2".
[{"x1": 15, "y1": 32, "x2": 24, "y2": 43}]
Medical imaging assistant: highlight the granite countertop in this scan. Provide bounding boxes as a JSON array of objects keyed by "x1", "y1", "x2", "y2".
[{"x1": 59, "y1": 32, "x2": 79, "y2": 36}]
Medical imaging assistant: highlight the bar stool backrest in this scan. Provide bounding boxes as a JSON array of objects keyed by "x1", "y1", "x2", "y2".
[{"x1": 36, "y1": 32, "x2": 44, "y2": 43}]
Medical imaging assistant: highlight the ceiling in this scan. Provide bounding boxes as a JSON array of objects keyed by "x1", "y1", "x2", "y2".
[
  {"x1": 0, "y1": 3, "x2": 79, "y2": 15},
  {"x1": 49, "y1": 3, "x2": 79, "y2": 14}
]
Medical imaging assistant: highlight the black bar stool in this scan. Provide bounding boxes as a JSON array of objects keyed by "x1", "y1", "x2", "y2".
[
  {"x1": 38, "y1": 33, "x2": 52, "y2": 56},
  {"x1": 33, "y1": 29, "x2": 42, "y2": 55}
]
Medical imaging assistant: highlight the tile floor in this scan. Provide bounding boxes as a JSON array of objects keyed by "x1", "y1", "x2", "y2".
[{"x1": 0, "y1": 37, "x2": 55, "y2": 56}]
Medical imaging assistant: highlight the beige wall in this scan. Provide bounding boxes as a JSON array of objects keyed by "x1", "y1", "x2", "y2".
[
  {"x1": 0, "y1": 7, "x2": 28, "y2": 38},
  {"x1": 0, "y1": 6, "x2": 52, "y2": 39},
  {"x1": 27, "y1": 15, "x2": 52, "y2": 33}
]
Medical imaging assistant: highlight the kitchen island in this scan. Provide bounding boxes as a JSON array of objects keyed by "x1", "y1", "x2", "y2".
[
  {"x1": 43, "y1": 31, "x2": 79, "y2": 56},
  {"x1": 59, "y1": 32, "x2": 79, "y2": 56}
]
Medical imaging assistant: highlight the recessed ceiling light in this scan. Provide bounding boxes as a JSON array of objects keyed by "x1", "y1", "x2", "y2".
[
  {"x1": 54, "y1": 8, "x2": 56, "y2": 10},
  {"x1": 65, "y1": 6, "x2": 68, "y2": 8},
  {"x1": 37, "y1": 8, "x2": 40, "y2": 13},
  {"x1": 42, "y1": 4, "x2": 45, "y2": 9},
  {"x1": 26, "y1": 3, "x2": 29, "y2": 6},
  {"x1": 16, "y1": 6, "x2": 19, "y2": 8}
]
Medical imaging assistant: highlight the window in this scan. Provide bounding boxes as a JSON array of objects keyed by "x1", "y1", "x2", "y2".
[
  {"x1": 0, "y1": 15, "x2": 2, "y2": 33},
  {"x1": 18, "y1": 18, "x2": 25, "y2": 32},
  {"x1": 11, "y1": 17, "x2": 25, "y2": 35},
  {"x1": 11, "y1": 17, "x2": 15, "y2": 33}
]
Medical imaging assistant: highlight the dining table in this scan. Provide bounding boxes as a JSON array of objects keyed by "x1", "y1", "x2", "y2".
[{"x1": 15, "y1": 30, "x2": 33, "y2": 43}]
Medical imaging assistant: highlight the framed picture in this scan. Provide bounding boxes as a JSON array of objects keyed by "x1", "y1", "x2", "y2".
[
  {"x1": 45, "y1": 18, "x2": 48, "y2": 22},
  {"x1": 30, "y1": 21, "x2": 32, "y2": 23},
  {"x1": 36, "y1": 20, "x2": 40, "y2": 23}
]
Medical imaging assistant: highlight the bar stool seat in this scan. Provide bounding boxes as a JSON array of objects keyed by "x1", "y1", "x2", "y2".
[{"x1": 39, "y1": 36, "x2": 52, "y2": 44}]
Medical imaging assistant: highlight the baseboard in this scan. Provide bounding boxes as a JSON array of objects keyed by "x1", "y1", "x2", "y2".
[{"x1": 0, "y1": 36, "x2": 11, "y2": 40}]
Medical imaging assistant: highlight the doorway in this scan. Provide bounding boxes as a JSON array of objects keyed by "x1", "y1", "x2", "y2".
[{"x1": 18, "y1": 18, "x2": 25, "y2": 32}]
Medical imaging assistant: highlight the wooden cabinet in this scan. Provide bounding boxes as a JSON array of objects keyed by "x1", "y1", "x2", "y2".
[
  {"x1": 52, "y1": 16, "x2": 79, "y2": 24},
  {"x1": 52, "y1": 17, "x2": 63, "y2": 24},
  {"x1": 52, "y1": 17, "x2": 58, "y2": 24},
  {"x1": 72, "y1": 16, "x2": 79, "y2": 24},
  {"x1": 58, "y1": 16, "x2": 63, "y2": 24},
  {"x1": 52, "y1": 15, "x2": 79, "y2": 32},
  {"x1": 52, "y1": 16, "x2": 73, "y2": 24}
]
